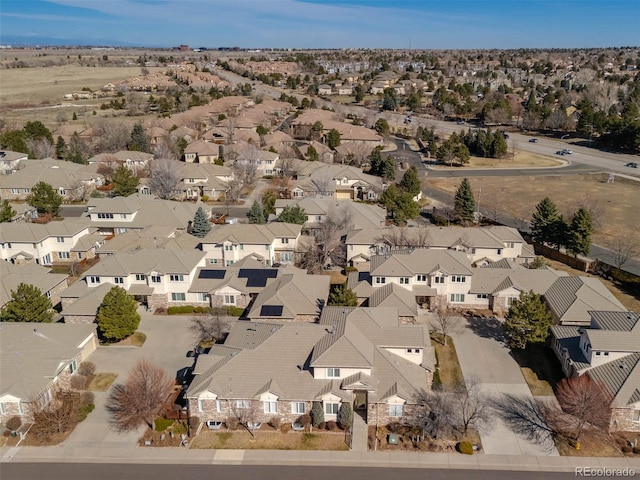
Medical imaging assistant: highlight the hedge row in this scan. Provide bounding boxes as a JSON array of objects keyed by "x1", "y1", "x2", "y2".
[{"x1": 166, "y1": 305, "x2": 245, "y2": 317}]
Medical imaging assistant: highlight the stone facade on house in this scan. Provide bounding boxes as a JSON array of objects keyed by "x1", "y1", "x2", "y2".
[
  {"x1": 194, "y1": 399, "x2": 313, "y2": 426},
  {"x1": 211, "y1": 294, "x2": 250, "y2": 309},
  {"x1": 610, "y1": 407, "x2": 640, "y2": 433}
]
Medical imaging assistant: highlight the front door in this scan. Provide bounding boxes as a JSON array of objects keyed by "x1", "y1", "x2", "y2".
[{"x1": 353, "y1": 390, "x2": 367, "y2": 422}]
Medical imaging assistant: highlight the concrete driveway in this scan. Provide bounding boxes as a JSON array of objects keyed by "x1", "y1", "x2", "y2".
[
  {"x1": 62, "y1": 314, "x2": 198, "y2": 449},
  {"x1": 452, "y1": 316, "x2": 559, "y2": 456}
]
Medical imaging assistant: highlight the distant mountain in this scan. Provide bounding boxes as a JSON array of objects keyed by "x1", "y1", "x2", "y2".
[{"x1": 0, "y1": 34, "x2": 149, "y2": 48}]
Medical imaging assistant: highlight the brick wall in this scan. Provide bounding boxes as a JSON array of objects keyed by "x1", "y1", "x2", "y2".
[
  {"x1": 149, "y1": 294, "x2": 168, "y2": 312},
  {"x1": 610, "y1": 408, "x2": 640, "y2": 433},
  {"x1": 63, "y1": 314, "x2": 95, "y2": 324},
  {"x1": 211, "y1": 294, "x2": 250, "y2": 309},
  {"x1": 189, "y1": 398, "x2": 312, "y2": 426}
]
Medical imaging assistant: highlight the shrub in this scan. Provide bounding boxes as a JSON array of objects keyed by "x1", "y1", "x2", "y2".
[
  {"x1": 344, "y1": 266, "x2": 357, "y2": 274},
  {"x1": 298, "y1": 414, "x2": 311, "y2": 428},
  {"x1": 80, "y1": 391, "x2": 95, "y2": 406},
  {"x1": 224, "y1": 306, "x2": 244, "y2": 317},
  {"x1": 201, "y1": 195, "x2": 209, "y2": 202},
  {"x1": 338, "y1": 402, "x2": 353, "y2": 429},
  {"x1": 318, "y1": 422, "x2": 327, "y2": 430},
  {"x1": 194, "y1": 306, "x2": 203, "y2": 313},
  {"x1": 280, "y1": 423, "x2": 291, "y2": 434},
  {"x1": 457, "y1": 441, "x2": 474, "y2": 455},
  {"x1": 5, "y1": 416, "x2": 21, "y2": 432},
  {"x1": 77, "y1": 403, "x2": 95, "y2": 421},
  {"x1": 270, "y1": 416, "x2": 282, "y2": 430},
  {"x1": 189, "y1": 416, "x2": 201, "y2": 432},
  {"x1": 387, "y1": 421, "x2": 403, "y2": 434},
  {"x1": 327, "y1": 420, "x2": 340, "y2": 432},
  {"x1": 226, "y1": 417, "x2": 240, "y2": 430},
  {"x1": 310, "y1": 401, "x2": 324, "y2": 427},
  {"x1": 155, "y1": 417, "x2": 174, "y2": 432},
  {"x1": 70, "y1": 374, "x2": 88, "y2": 390},
  {"x1": 78, "y1": 361, "x2": 96, "y2": 376}
]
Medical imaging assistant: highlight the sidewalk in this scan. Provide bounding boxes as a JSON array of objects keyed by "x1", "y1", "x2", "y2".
[{"x1": 2, "y1": 444, "x2": 639, "y2": 473}]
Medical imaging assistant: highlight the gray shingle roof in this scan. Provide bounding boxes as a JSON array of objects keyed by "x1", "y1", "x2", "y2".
[
  {"x1": 587, "y1": 352, "x2": 640, "y2": 407},
  {"x1": 82, "y1": 248, "x2": 205, "y2": 277},
  {"x1": 0, "y1": 262, "x2": 68, "y2": 307},
  {"x1": 370, "y1": 249, "x2": 473, "y2": 277},
  {"x1": 367, "y1": 283, "x2": 418, "y2": 317}
]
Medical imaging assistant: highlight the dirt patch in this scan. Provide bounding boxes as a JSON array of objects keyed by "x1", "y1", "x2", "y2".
[
  {"x1": 190, "y1": 429, "x2": 349, "y2": 450},
  {"x1": 368, "y1": 424, "x2": 481, "y2": 453},
  {"x1": 428, "y1": 173, "x2": 640, "y2": 249},
  {"x1": 466, "y1": 151, "x2": 563, "y2": 168},
  {"x1": 555, "y1": 429, "x2": 623, "y2": 457},
  {"x1": 87, "y1": 372, "x2": 118, "y2": 392}
]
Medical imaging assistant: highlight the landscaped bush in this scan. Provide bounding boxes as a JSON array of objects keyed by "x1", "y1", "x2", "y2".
[
  {"x1": 189, "y1": 416, "x2": 201, "y2": 432},
  {"x1": 155, "y1": 417, "x2": 174, "y2": 432},
  {"x1": 327, "y1": 420, "x2": 340, "y2": 432},
  {"x1": 78, "y1": 361, "x2": 96, "y2": 376},
  {"x1": 310, "y1": 401, "x2": 324, "y2": 428},
  {"x1": 344, "y1": 266, "x2": 358, "y2": 274},
  {"x1": 80, "y1": 391, "x2": 94, "y2": 406},
  {"x1": 168, "y1": 305, "x2": 213, "y2": 315},
  {"x1": 270, "y1": 416, "x2": 282, "y2": 430},
  {"x1": 318, "y1": 421, "x2": 327, "y2": 430},
  {"x1": 457, "y1": 441, "x2": 474, "y2": 455},
  {"x1": 226, "y1": 417, "x2": 240, "y2": 430},
  {"x1": 77, "y1": 403, "x2": 95, "y2": 421},
  {"x1": 222, "y1": 306, "x2": 244, "y2": 317},
  {"x1": 338, "y1": 402, "x2": 353, "y2": 429},
  {"x1": 201, "y1": 195, "x2": 209, "y2": 202},
  {"x1": 5, "y1": 416, "x2": 21, "y2": 432},
  {"x1": 298, "y1": 414, "x2": 311, "y2": 428},
  {"x1": 70, "y1": 374, "x2": 88, "y2": 390},
  {"x1": 280, "y1": 423, "x2": 291, "y2": 434}
]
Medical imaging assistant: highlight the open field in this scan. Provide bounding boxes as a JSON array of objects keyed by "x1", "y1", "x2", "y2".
[
  {"x1": 428, "y1": 173, "x2": 639, "y2": 248},
  {"x1": 466, "y1": 151, "x2": 562, "y2": 168}
]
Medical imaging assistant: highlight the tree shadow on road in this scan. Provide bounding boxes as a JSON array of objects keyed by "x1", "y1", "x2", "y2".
[{"x1": 465, "y1": 316, "x2": 507, "y2": 346}]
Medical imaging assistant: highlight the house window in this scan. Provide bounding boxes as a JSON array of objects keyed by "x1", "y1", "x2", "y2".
[
  {"x1": 604, "y1": 352, "x2": 609, "y2": 356},
  {"x1": 236, "y1": 400, "x2": 250, "y2": 409},
  {"x1": 196, "y1": 293, "x2": 208, "y2": 302},
  {"x1": 451, "y1": 275, "x2": 466, "y2": 283},
  {"x1": 375, "y1": 277, "x2": 386, "y2": 284},
  {"x1": 450, "y1": 293, "x2": 465, "y2": 303},
  {"x1": 497, "y1": 248, "x2": 503, "y2": 255},
  {"x1": 223, "y1": 295, "x2": 235, "y2": 305},
  {"x1": 291, "y1": 402, "x2": 305, "y2": 414},
  {"x1": 280, "y1": 251, "x2": 292, "y2": 262},
  {"x1": 18, "y1": 402, "x2": 23, "y2": 415},
  {"x1": 264, "y1": 245, "x2": 269, "y2": 251},
  {"x1": 471, "y1": 248, "x2": 476, "y2": 254},
  {"x1": 216, "y1": 400, "x2": 222, "y2": 413},
  {"x1": 281, "y1": 238, "x2": 289, "y2": 244},
  {"x1": 263, "y1": 401, "x2": 278, "y2": 414},
  {"x1": 326, "y1": 368, "x2": 340, "y2": 378},
  {"x1": 97, "y1": 213, "x2": 114, "y2": 219},
  {"x1": 316, "y1": 215, "x2": 322, "y2": 222},
  {"x1": 0, "y1": 403, "x2": 5, "y2": 414},
  {"x1": 208, "y1": 259, "x2": 218, "y2": 264},
  {"x1": 400, "y1": 277, "x2": 410, "y2": 285},
  {"x1": 434, "y1": 276, "x2": 445, "y2": 284},
  {"x1": 476, "y1": 294, "x2": 488, "y2": 299},
  {"x1": 56, "y1": 236, "x2": 65, "y2": 243},
  {"x1": 135, "y1": 274, "x2": 146, "y2": 281},
  {"x1": 325, "y1": 402, "x2": 340, "y2": 415},
  {"x1": 171, "y1": 293, "x2": 186, "y2": 302},
  {"x1": 170, "y1": 274, "x2": 184, "y2": 282},
  {"x1": 506, "y1": 242, "x2": 515, "y2": 248},
  {"x1": 416, "y1": 274, "x2": 427, "y2": 282},
  {"x1": 151, "y1": 275, "x2": 161, "y2": 283},
  {"x1": 406, "y1": 348, "x2": 420, "y2": 354},
  {"x1": 89, "y1": 276, "x2": 100, "y2": 285},
  {"x1": 595, "y1": 351, "x2": 601, "y2": 356},
  {"x1": 225, "y1": 260, "x2": 233, "y2": 267},
  {"x1": 389, "y1": 404, "x2": 404, "y2": 417},
  {"x1": 633, "y1": 410, "x2": 640, "y2": 422},
  {"x1": 58, "y1": 251, "x2": 70, "y2": 259},
  {"x1": 69, "y1": 359, "x2": 78, "y2": 374},
  {"x1": 78, "y1": 252, "x2": 83, "y2": 259},
  {"x1": 115, "y1": 277, "x2": 124, "y2": 284},
  {"x1": 507, "y1": 297, "x2": 518, "y2": 307},
  {"x1": 198, "y1": 399, "x2": 204, "y2": 413},
  {"x1": 42, "y1": 254, "x2": 52, "y2": 265},
  {"x1": 11, "y1": 188, "x2": 20, "y2": 195}
]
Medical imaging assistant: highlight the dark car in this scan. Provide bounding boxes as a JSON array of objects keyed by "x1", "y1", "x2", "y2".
[
  {"x1": 555, "y1": 150, "x2": 565, "y2": 155},
  {"x1": 626, "y1": 162, "x2": 639, "y2": 168},
  {"x1": 529, "y1": 138, "x2": 538, "y2": 143}
]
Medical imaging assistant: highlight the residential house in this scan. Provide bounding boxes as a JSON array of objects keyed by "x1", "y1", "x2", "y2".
[
  {"x1": 0, "y1": 150, "x2": 28, "y2": 175},
  {"x1": 60, "y1": 282, "x2": 113, "y2": 324},
  {"x1": 89, "y1": 151, "x2": 154, "y2": 176},
  {"x1": 176, "y1": 162, "x2": 233, "y2": 201},
  {"x1": 79, "y1": 248, "x2": 207, "y2": 311},
  {"x1": 6, "y1": 203, "x2": 38, "y2": 223},
  {"x1": 0, "y1": 219, "x2": 98, "y2": 265},
  {"x1": 186, "y1": 307, "x2": 434, "y2": 428},
  {"x1": 96, "y1": 225, "x2": 200, "y2": 257},
  {"x1": 199, "y1": 223, "x2": 301, "y2": 267},
  {"x1": 0, "y1": 159, "x2": 103, "y2": 201},
  {"x1": 298, "y1": 141, "x2": 334, "y2": 163},
  {"x1": 183, "y1": 140, "x2": 220, "y2": 164},
  {"x1": 289, "y1": 163, "x2": 384, "y2": 201},
  {"x1": 551, "y1": 311, "x2": 640, "y2": 432},
  {"x1": 0, "y1": 261, "x2": 68, "y2": 309},
  {"x1": 318, "y1": 84, "x2": 333, "y2": 96},
  {"x1": 224, "y1": 143, "x2": 279, "y2": 177},
  {"x1": 0, "y1": 323, "x2": 98, "y2": 423}
]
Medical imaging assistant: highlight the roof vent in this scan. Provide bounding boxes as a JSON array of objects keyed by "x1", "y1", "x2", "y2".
[{"x1": 620, "y1": 361, "x2": 627, "y2": 370}]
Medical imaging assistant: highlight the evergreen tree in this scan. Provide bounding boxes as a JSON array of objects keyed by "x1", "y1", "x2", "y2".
[
  {"x1": 111, "y1": 165, "x2": 139, "y2": 197},
  {"x1": 567, "y1": 207, "x2": 593, "y2": 257},
  {"x1": 338, "y1": 402, "x2": 354, "y2": 429},
  {"x1": 96, "y1": 286, "x2": 141, "y2": 342},
  {"x1": 23, "y1": 120, "x2": 53, "y2": 144},
  {"x1": 380, "y1": 156, "x2": 396, "y2": 180},
  {"x1": 191, "y1": 206, "x2": 212, "y2": 238},
  {"x1": 374, "y1": 118, "x2": 390, "y2": 136},
  {"x1": 26, "y1": 181, "x2": 63, "y2": 216},
  {"x1": 491, "y1": 131, "x2": 508, "y2": 158},
  {"x1": 379, "y1": 184, "x2": 419, "y2": 226},
  {"x1": 327, "y1": 129, "x2": 341, "y2": 149},
  {"x1": 305, "y1": 144, "x2": 319, "y2": 161},
  {"x1": 0, "y1": 283, "x2": 54, "y2": 323},
  {"x1": 55, "y1": 136, "x2": 67, "y2": 159},
  {"x1": 551, "y1": 215, "x2": 570, "y2": 251},
  {"x1": 530, "y1": 197, "x2": 559, "y2": 245},
  {"x1": 310, "y1": 401, "x2": 324, "y2": 427},
  {"x1": 65, "y1": 132, "x2": 89, "y2": 164},
  {"x1": 72, "y1": 112, "x2": 77, "y2": 121},
  {"x1": 328, "y1": 283, "x2": 358, "y2": 306},
  {"x1": 0, "y1": 198, "x2": 16, "y2": 222},
  {"x1": 277, "y1": 205, "x2": 308, "y2": 225},
  {"x1": 503, "y1": 290, "x2": 553, "y2": 350},
  {"x1": 399, "y1": 165, "x2": 421, "y2": 197},
  {"x1": 129, "y1": 124, "x2": 151, "y2": 153},
  {"x1": 454, "y1": 178, "x2": 476, "y2": 225},
  {"x1": 261, "y1": 190, "x2": 277, "y2": 216},
  {"x1": 0, "y1": 130, "x2": 28, "y2": 153},
  {"x1": 248, "y1": 200, "x2": 266, "y2": 224}
]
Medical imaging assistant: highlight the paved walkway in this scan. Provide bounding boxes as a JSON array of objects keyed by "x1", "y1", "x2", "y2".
[
  {"x1": 351, "y1": 413, "x2": 368, "y2": 452},
  {"x1": 452, "y1": 317, "x2": 559, "y2": 456}
]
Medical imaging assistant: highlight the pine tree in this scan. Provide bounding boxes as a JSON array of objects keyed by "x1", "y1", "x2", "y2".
[
  {"x1": 96, "y1": 286, "x2": 141, "y2": 342},
  {"x1": 191, "y1": 206, "x2": 212, "y2": 238},
  {"x1": 491, "y1": 132, "x2": 508, "y2": 158},
  {"x1": 0, "y1": 283, "x2": 54, "y2": 323},
  {"x1": 310, "y1": 401, "x2": 324, "y2": 428},
  {"x1": 248, "y1": 200, "x2": 266, "y2": 224},
  {"x1": 55, "y1": 136, "x2": 67, "y2": 159},
  {"x1": 305, "y1": 144, "x2": 318, "y2": 161},
  {"x1": 0, "y1": 198, "x2": 16, "y2": 222},
  {"x1": 277, "y1": 205, "x2": 308, "y2": 225},
  {"x1": 261, "y1": 190, "x2": 277, "y2": 216},
  {"x1": 327, "y1": 129, "x2": 341, "y2": 149},
  {"x1": 26, "y1": 181, "x2": 63, "y2": 216},
  {"x1": 454, "y1": 178, "x2": 476, "y2": 225},
  {"x1": 530, "y1": 197, "x2": 559, "y2": 245},
  {"x1": 503, "y1": 290, "x2": 552, "y2": 350},
  {"x1": 65, "y1": 132, "x2": 88, "y2": 164},
  {"x1": 129, "y1": 124, "x2": 151, "y2": 153},
  {"x1": 399, "y1": 165, "x2": 421, "y2": 197},
  {"x1": 328, "y1": 283, "x2": 358, "y2": 306},
  {"x1": 380, "y1": 157, "x2": 396, "y2": 180},
  {"x1": 567, "y1": 207, "x2": 593, "y2": 257},
  {"x1": 111, "y1": 165, "x2": 139, "y2": 197}
]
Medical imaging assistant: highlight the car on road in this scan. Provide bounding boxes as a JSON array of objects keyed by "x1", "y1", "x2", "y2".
[
  {"x1": 555, "y1": 150, "x2": 565, "y2": 155},
  {"x1": 528, "y1": 138, "x2": 538, "y2": 143},
  {"x1": 562, "y1": 149, "x2": 573, "y2": 154},
  {"x1": 456, "y1": 120, "x2": 465, "y2": 125},
  {"x1": 626, "y1": 162, "x2": 639, "y2": 168}
]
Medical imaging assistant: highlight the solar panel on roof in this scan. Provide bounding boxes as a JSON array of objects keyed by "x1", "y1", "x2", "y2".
[
  {"x1": 198, "y1": 269, "x2": 226, "y2": 279},
  {"x1": 246, "y1": 277, "x2": 268, "y2": 288},
  {"x1": 260, "y1": 305, "x2": 283, "y2": 317},
  {"x1": 238, "y1": 269, "x2": 277, "y2": 279}
]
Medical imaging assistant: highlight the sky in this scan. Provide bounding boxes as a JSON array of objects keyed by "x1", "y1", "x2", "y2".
[{"x1": 1, "y1": 0, "x2": 639, "y2": 49}]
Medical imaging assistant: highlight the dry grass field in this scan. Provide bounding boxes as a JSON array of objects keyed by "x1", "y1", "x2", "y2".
[
  {"x1": 466, "y1": 151, "x2": 562, "y2": 168},
  {"x1": 428, "y1": 173, "x2": 639, "y2": 248}
]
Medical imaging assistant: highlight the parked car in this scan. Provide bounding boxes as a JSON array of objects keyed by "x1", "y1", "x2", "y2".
[
  {"x1": 529, "y1": 138, "x2": 538, "y2": 143},
  {"x1": 626, "y1": 162, "x2": 639, "y2": 168}
]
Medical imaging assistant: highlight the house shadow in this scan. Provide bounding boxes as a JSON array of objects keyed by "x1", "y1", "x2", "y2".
[{"x1": 465, "y1": 316, "x2": 506, "y2": 345}]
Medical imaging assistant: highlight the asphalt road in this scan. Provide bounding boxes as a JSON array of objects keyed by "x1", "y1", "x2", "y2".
[{"x1": 0, "y1": 463, "x2": 575, "y2": 480}]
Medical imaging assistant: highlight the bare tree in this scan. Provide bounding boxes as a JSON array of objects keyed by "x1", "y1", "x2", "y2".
[
  {"x1": 483, "y1": 191, "x2": 505, "y2": 224},
  {"x1": 94, "y1": 120, "x2": 130, "y2": 153},
  {"x1": 153, "y1": 136, "x2": 178, "y2": 161},
  {"x1": 279, "y1": 156, "x2": 297, "y2": 178},
  {"x1": 148, "y1": 158, "x2": 184, "y2": 200},
  {"x1": 224, "y1": 178, "x2": 243, "y2": 214},
  {"x1": 225, "y1": 115, "x2": 236, "y2": 145},
  {"x1": 231, "y1": 401, "x2": 260, "y2": 437},
  {"x1": 411, "y1": 388, "x2": 457, "y2": 440},
  {"x1": 28, "y1": 138, "x2": 55, "y2": 159},
  {"x1": 429, "y1": 308, "x2": 461, "y2": 346},
  {"x1": 310, "y1": 171, "x2": 334, "y2": 196},
  {"x1": 97, "y1": 156, "x2": 121, "y2": 183},
  {"x1": 556, "y1": 375, "x2": 612, "y2": 443},
  {"x1": 190, "y1": 312, "x2": 230, "y2": 344},
  {"x1": 66, "y1": 181, "x2": 90, "y2": 202},
  {"x1": 451, "y1": 377, "x2": 490, "y2": 436},
  {"x1": 377, "y1": 227, "x2": 430, "y2": 250},
  {"x1": 315, "y1": 204, "x2": 352, "y2": 268},
  {"x1": 32, "y1": 388, "x2": 83, "y2": 437},
  {"x1": 605, "y1": 232, "x2": 640, "y2": 269},
  {"x1": 106, "y1": 359, "x2": 174, "y2": 431}
]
